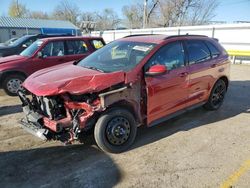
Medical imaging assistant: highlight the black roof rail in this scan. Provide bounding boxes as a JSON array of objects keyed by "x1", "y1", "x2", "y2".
[
  {"x1": 124, "y1": 34, "x2": 160, "y2": 38},
  {"x1": 165, "y1": 34, "x2": 208, "y2": 40}
]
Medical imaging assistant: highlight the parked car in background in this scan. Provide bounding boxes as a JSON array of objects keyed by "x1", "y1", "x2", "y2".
[
  {"x1": 0, "y1": 38, "x2": 17, "y2": 47},
  {"x1": 0, "y1": 36, "x2": 105, "y2": 95},
  {"x1": 0, "y1": 34, "x2": 73, "y2": 57},
  {"x1": 18, "y1": 34, "x2": 230, "y2": 153}
]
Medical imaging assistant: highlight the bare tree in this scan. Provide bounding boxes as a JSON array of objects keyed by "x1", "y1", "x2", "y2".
[
  {"x1": 95, "y1": 9, "x2": 121, "y2": 31},
  {"x1": 123, "y1": 0, "x2": 218, "y2": 28},
  {"x1": 158, "y1": 0, "x2": 218, "y2": 26},
  {"x1": 123, "y1": 0, "x2": 159, "y2": 29},
  {"x1": 81, "y1": 12, "x2": 96, "y2": 22},
  {"x1": 29, "y1": 11, "x2": 49, "y2": 19},
  {"x1": 122, "y1": 4, "x2": 144, "y2": 29},
  {"x1": 8, "y1": 0, "x2": 29, "y2": 18},
  {"x1": 187, "y1": 0, "x2": 219, "y2": 25},
  {"x1": 52, "y1": 0, "x2": 80, "y2": 25}
]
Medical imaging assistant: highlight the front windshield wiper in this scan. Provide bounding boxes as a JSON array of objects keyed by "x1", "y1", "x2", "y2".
[{"x1": 83, "y1": 66, "x2": 105, "y2": 73}]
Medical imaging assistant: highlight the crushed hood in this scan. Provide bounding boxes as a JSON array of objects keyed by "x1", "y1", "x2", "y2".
[
  {"x1": 23, "y1": 64, "x2": 126, "y2": 96},
  {"x1": 0, "y1": 55, "x2": 27, "y2": 65}
]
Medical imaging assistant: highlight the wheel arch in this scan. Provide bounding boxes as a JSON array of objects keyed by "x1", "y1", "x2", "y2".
[
  {"x1": 219, "y1": 76, "x2": 229, "y2": 89},
  {"x1": 106, "y1": 100, "x2": 141, "y2": 123},
  {"x1": 0, "y1": 70, "x2": 27, "y2": 87}
]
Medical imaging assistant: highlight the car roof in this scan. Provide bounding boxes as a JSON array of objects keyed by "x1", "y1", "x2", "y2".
[
  {"x1": 39, "y1": 36, "x2": 103, "y2": 42},
  {"x1": 119, "y1": 34, "x2": 209, "y2": 44}
]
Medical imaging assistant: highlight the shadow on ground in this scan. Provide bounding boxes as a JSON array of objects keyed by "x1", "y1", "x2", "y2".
[
  {"x1": 132, "y1": 80, "x2": 250, "y2": 150},
  {"x1": 0, "y1": 144, "x2": 121, "y2": 188},
  {"x1": 0, "y1": 105, "x2": 22, "y2": 116},
  {"x1": 0, "y1": 81, "x2": 249, "y2": 187}
]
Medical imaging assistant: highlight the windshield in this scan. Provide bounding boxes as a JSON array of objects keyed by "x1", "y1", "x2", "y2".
[
  {"x1": 3, "y1": 38, "x2": 17, "y2": 46},
  {"x1": 20, "y1": 40, "x2": 44, "y2": 57},
  {"x1": 9, "y1": 35, "x2": 30, "y2": 47},
  {"x1": 78, "y1": 40, "x2": 156, "y2": 73}
]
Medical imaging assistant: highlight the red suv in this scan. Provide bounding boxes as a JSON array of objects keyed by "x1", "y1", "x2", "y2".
[
  {"x1": 0, "y1": 36, "x2": 105, "y2": 95},
  {"x1": 18, "y1": 35, "x2": 230, "y2": 153}
]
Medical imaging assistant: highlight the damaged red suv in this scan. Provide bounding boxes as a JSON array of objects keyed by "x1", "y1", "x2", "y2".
[{"x1": 18, "y1": 34, "x2": 230, "y2": 153}]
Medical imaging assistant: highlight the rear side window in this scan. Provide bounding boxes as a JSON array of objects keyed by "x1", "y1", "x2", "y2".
[
  {"x1": 66, "y1": 40, "x2": 88, "y2": 55},
  {"x1": 186, "y1": 40, "x2": 211, "y2": 64},
  {"x1": 91, "y1": 39, "x2": 104, "y2": 50},
  {"x1": 205, "y1": 41, "x2": 220, "y2": 58},
  {"x1": 41, "y1": 41, "x2": 65, "y2": 57}
]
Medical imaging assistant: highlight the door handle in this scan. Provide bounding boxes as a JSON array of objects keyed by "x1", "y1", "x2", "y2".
[
  {"x1": 179, "y1": 72, "x2": 188, "y2": 77},
  {"x1": 211, "y1": 63, "x2": 217, "y2": 68}
]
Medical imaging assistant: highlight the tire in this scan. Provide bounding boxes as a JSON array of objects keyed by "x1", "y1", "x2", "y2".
[
  {"x1": 204, "y1": 79, "x2": 227, "y2": 111},
  {"x1": 94, "y1": 108, "x2": 137, "y2": 153},
  {"x1": 3, "y1": 74, "x2": 25, "y2": 96}
]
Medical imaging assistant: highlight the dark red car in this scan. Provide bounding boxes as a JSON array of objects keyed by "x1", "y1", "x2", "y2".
[
  {"x1": 0, "y1": 36, "x2": 105, "y2": 95},
  {"x1": 18, "y1": 34, "x2": 230, "y2": 153}
]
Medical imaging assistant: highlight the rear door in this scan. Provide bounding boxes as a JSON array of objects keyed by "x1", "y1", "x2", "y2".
[
  {"x1": 64, "y1": 39, "x2": 91, "y2": 62},
  {"x1": 184, "y1": 39, "x2": 214, "y2": 107},
  {"x1": 145, "y1": 41, "x2": 189, "y2": 125}
]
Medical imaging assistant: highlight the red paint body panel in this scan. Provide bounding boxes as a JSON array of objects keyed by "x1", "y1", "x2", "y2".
[
  {"x1": 145, "y1": 66, "x2": 189, "y2": 124},
  {"x1": 23, "y1": 64, "x2": 125, "y2": 96}
]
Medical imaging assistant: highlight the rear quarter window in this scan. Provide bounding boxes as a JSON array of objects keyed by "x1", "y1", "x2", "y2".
[
  {"x1": 91, "y1": 39, "x2": 104, "y2": 50},
  {"x1": 205, "y1": 41, "x2": 221, "y2": 58},
  {"x1": 186, "y1": 40, "x2": 211, "y2": 64}
]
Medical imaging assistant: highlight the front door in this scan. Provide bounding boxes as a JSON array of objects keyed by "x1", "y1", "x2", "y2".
[
  {"x1": 30, "y1": 40, "x2": 68, "y2": 73},
  {"x1": 145, "y1": 41, "x2": 189, "y2": 125}
]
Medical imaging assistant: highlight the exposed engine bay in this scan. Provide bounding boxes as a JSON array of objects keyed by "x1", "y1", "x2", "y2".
[{"x1": 18, "y1": 82, "x2": 142, "y2": 144}]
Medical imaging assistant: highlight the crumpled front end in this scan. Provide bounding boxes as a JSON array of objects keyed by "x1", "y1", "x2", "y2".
[
  {"x1": 18, "y1": 78, "x2": 143, "y2": 145},
  {"x1": 18, "y1": 90, "x2": 102, "y2": 144}
]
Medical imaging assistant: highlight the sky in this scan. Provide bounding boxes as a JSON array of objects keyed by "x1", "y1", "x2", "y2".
[{"x1": 0, "y1": 0, "x2": 250, "y2": 23}]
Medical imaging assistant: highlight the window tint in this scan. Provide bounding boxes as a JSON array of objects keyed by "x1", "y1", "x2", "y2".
[
  {"x1": 146, "y1": 41, "x2": 185, "y2": 71},
  {"x1": 186, "y1": 40, "x2": 211, "y2": 64},
  {"x1": 91, "y1": 39, "x2": 104, "y2": 49},
  {"x1": 41, "y1": 41, "x2": 65, "y2": 57},
  {"x1": 66, "y1": 40, "x2": 88, "y2": 55},
  {"x1": 205, "y1": 41, "x2": 220, "y2": 58}
]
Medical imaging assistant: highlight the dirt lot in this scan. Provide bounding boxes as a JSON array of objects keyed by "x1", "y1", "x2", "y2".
[{"x1": 0, "y1": 64, "x2": 250, "y2": 188}]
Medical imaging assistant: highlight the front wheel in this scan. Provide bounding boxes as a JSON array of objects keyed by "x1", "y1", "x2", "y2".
[
  {"x1": 3, "y1": 74, "x2": 25, "y2": 96},
  {"x1": 204, "y1": 79, "x2": 227, "y2": 111},
  {"x1": 94, "y1": 108, "x2": 137, "y2": 153}
]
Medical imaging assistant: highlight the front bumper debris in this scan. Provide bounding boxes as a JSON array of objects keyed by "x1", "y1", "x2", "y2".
[
  {"x1": 19, "y1": 118, "x2": 49, "y2": 140},
  {"x1": 18, "y1": 90, "x2": 51, "y2": 141}
]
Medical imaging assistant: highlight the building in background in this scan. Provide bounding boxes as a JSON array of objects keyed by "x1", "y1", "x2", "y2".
[{"x1": 0, "y1": 17, "x2": 81, "y2": 42}]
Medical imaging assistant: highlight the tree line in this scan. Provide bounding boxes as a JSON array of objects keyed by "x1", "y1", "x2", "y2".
[{"x1": 8, "y1": 0, "x2": 219, "y2": 31}]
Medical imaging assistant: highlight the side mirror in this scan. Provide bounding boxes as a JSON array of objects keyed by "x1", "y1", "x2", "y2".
[
  {"x1": 37, "y1": 51, "x2": 43, "y2": 58},
  {"x1": 22, "y1": 44, "x2": 27, "y2": 48},
  {"x1": 145, "y1": 65, "x2": 167, "y2": 76}
]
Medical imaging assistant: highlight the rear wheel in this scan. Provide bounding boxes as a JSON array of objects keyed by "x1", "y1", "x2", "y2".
[
  {"x1": 94, "y1": 108, "x2": 137, "y2": 153},
  {"x1": 3, "y1": 74, "x2": 25, "y2": 96},
  {"x1": 204, "y1": 79, "x2": 227, "y2": 110}
]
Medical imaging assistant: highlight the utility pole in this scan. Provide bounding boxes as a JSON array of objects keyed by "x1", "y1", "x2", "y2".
[{"x1": 143, "y1": 0, "x2": 148, "y2": 28}]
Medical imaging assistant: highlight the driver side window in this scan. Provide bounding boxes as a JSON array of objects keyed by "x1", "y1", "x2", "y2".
[{"x1": 146, "y1": 41, "x2": 185, "y2": 71}]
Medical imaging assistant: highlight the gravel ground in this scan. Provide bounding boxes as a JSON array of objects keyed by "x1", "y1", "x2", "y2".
[{"x1": 0, "y1": 64, "x2": 250, "y2": 188}]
